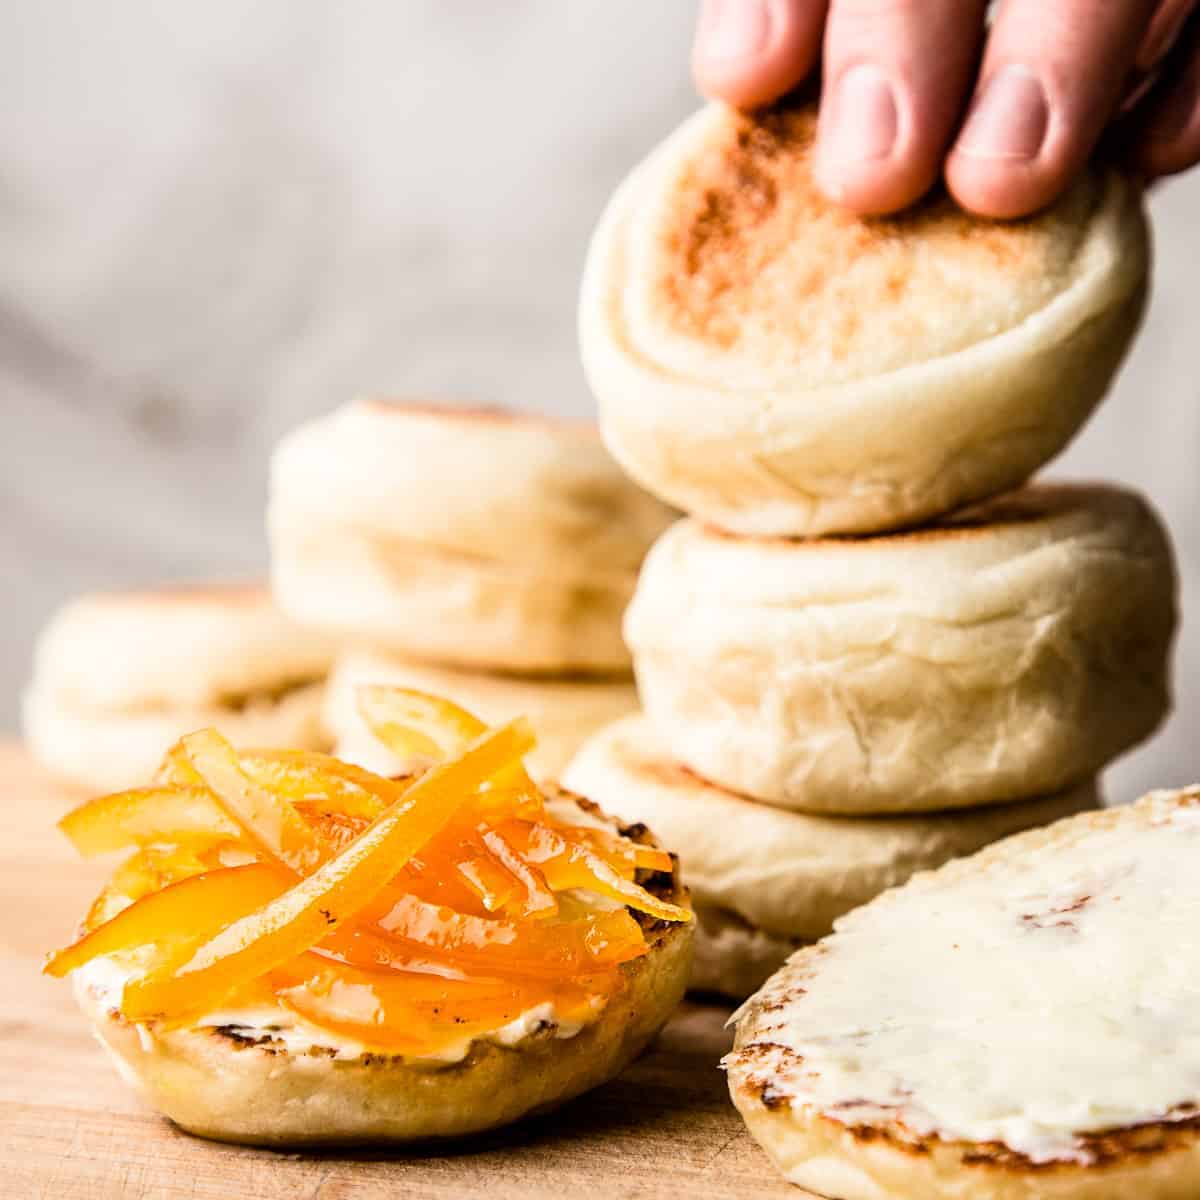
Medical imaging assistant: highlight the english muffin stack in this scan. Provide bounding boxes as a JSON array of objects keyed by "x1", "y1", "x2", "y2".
[
  {"x1": 567, "y1": 100, "x2": 1178, "y2": 996},
  {"x1": 268, "y1": 400, "x2": 676, "y2": 779}
]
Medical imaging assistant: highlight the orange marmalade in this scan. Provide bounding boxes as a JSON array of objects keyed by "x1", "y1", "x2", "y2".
[{"x1": 45, "y1": 688, "x2": 691, "y2": 1058}]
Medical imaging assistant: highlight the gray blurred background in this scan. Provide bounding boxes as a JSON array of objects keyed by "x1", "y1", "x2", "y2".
[{"x1": 2, "y1": 1, "x2": 1197, "y2": 802}]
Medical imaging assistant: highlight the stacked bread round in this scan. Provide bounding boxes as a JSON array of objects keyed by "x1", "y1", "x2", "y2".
[
  {"x1": 570, "y1": 99, "x2": 1177, "y2": 997},
  {"x1": 23, "y1": 585, "x2": 336, "y2": 792},
  {"x1": 269, "y1": 400, "x2": 676, "y2": 775}
]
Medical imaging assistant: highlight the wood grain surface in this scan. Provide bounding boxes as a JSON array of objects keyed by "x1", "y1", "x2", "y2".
[{"x1": 0, "y1": 742, "x2": 806, "y2": 1199}]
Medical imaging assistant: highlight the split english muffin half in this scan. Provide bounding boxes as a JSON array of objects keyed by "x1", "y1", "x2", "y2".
[
  {"x1": 23, "y1": 584, "x2": 335, "y2": 792},
  {"x1": 73, "y1": 789, "x2": 691, "y2": 1146},
  {"x1": 48, "y1": 691, "x2": 693, "y2": 1144},
  {"x1": 728, "y1": 785, "x2": 1200, "y2": 1200},
  {"x1": 563, "y1": 715, "x2": 1097, "y2": 996},
  {"x1": 580, "y1": 101, "x2": 1148, "y2": 537},
  {"x1": 626, "y1": 483, "x2": 1176, "y2": 815}
]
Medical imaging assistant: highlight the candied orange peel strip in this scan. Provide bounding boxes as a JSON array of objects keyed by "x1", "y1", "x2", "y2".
[
  {"x1": 564, "y1": 825, "x2": 674, "y2": 876},
  {"x1": 59, "y1": 787, "x2": 240, "y2": 857},
  {"x1": 499, "y1": 820, "x2": 691, "y2": 924},
  {"x1": 61, "y1": 750, "x2": 407, "y2": 860},
  {"x1": 355, "y1": 686, "x2": 487, "y2": 760},
  {"x1": 367, "y1": 892, "x2": 648, "y2": 978},
  {"x1": 357, "y1": 686, "x2": 540, "y2": 806},
  {"x1": 81, "y1": 844, "x2": 232, "y2": 933},
  {"x1": 121, "y1": 720, "x2": 535, "y2": 1021},
  {"x1": 179, "y1": 729, "x2": 331, "y2": 875},
  {"x1": 46, "y1": 863, "x2": 292, "y2": 979},
  {"x1": 479, "y1": 827, "x2": 559, "y2": 917},
  {"x1": 240, "y1": 750, "x2": 400, "y2": 819}
]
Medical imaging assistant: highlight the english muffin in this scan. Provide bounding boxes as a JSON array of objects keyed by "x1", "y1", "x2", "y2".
[
  {"x1": 72, "y1": 792, "x2": 691, "y2": 1145},
  {"x1": 23, "y1": 584, "x2": 334, "y2": 792},
  {"x1": 580, "y1": 101, "x2": 1148, "y2": 536},
  {"x1": 47, "y1": 701, "x2": 693, "y2": 1143},
  {"x1": 728, "y1": 786, "x2": 1200, "y2": 1199},
  {"x1": 269, "y1": 401, "x2": 675, "y2": 675},
  {"x1": 626, "y1": 484, "x2": 1176, "y2": 814}
]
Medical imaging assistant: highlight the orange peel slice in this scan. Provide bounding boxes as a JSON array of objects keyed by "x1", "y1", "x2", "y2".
[
  {"x1": 58, "y1": 787, "x2": 240, "y2": 857},
  {"x1": 120, "y1": 720, "x2": 534, "y2": 1021},
  {"x1": 499, "y1": 820, "x2": 692, "y2": 924},
  {"x1": 46, "y1": 863, "x2": 291, "y2": 980},
  {"x1": 179, "y1": 729, "x2": 330, "y2": 876}
]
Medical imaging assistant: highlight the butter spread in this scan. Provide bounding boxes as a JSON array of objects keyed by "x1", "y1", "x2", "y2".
[
  {"x1": 74, "y1": 955, "x2": 591, "y2": 1065},
  {"x1": 730, "y1": 793, "x2": 1200, "y2": 1164}
]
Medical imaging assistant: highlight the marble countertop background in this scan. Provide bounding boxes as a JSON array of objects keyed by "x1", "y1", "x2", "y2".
[{"x1": 3, "y1": 1, "x2": 1197, "y2": 804}]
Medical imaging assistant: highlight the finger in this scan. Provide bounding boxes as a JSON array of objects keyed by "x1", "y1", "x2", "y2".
[
  {"x1": 814, "y1": 0, "x2": 988, "y2": 215},
  {"x1": 1135, "y1": 0, "x2": 1198, "y2": 70},
  {"x1": 1125, "y1": 19, "x2": 1200, "y2": 176},
  {"x1": 1119, "y1": 0, "x2": 1198, "y2": 115},
  {"x1": 947, "y1": 0, "x2": 1158, "y2": 218},
  {"x1": 693, "y1": 0, "x2": 828, "y2": 110}
]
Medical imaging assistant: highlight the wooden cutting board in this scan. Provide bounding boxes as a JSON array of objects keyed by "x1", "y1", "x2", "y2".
[{"x1": 0, "y1": 742, "x2": 806, "y2": 1199}]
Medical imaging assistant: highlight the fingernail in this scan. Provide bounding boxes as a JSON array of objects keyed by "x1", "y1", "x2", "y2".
[
  {"x1": 957, "y1": 66, "x2": 1049, "y2": 160},
  {"x1": 696, "y1": 0, "x2": 772, "y2": 63},
  {"x1": 824, "y1": 65, "x2": 899, "y2": 163}
]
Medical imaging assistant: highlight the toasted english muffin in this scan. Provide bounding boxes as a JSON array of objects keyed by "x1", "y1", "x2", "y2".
[
  {"x1": 72, "y1": 795, "x2": 691, "y2": 1145},
  {"x1": 563, "y1": 715, "x2": 1097, "y2": 995},
  {"x1": 324, "y1": 650, "x2": 637, "y2": 781},
  {"x1": 580, "y1": 101, "x2": 1148, "y2": 536},
  {"x1": 728, "y1": 786, "x2": 1200, "y2": 1199},
  {"x1": 23, "y1": 584, "x2": 335, "y2": 792},
  {"x1": 626, "y1": 484, "x2": 1176, "y2": 814},
  {"x1": 268, "y1": 401, "x2": 675, "y2": 675}
]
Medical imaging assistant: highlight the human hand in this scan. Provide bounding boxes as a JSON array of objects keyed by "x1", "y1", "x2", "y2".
[{"x1": 692, "y1": 0, "x2": 1200, "y2": 216}]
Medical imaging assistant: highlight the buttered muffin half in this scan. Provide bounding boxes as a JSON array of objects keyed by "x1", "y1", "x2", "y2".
[
  {"x1": 47, "y1": 691, "x2": 692, "y2": 1144},
  {"x1": 626, "y1": 484, "x2": 1176, "y2": 815},
  {"x1": 580, "y1": 101, "x2": 1148, "y2": 537},
  {"x1": 71, "y1": 788, "x2": 690, "y2": 1146},
  {"x1": 269, "y1": 401, "x2": 676, "y2": 676},
  {"x1": 728, "y1": 785, "x2": 1200, "y2": 1200},
  {"x1": 23, "y1": 584, "x2": 335, "y2": 792},
  {"x1": 324, "y1": 650, "x2": 637, "y2": 782},
  {"x1": 563, "y1": 715, "x2": 1097, "y2": 996}
]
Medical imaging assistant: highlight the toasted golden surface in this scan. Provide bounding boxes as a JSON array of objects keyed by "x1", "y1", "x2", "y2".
[
  {"x1": 580, "y1": 101, "x2": 1148, "y2": 537},
  {"x1": 649, "y1": 103, "x2": 1098, "y2": 385}
]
